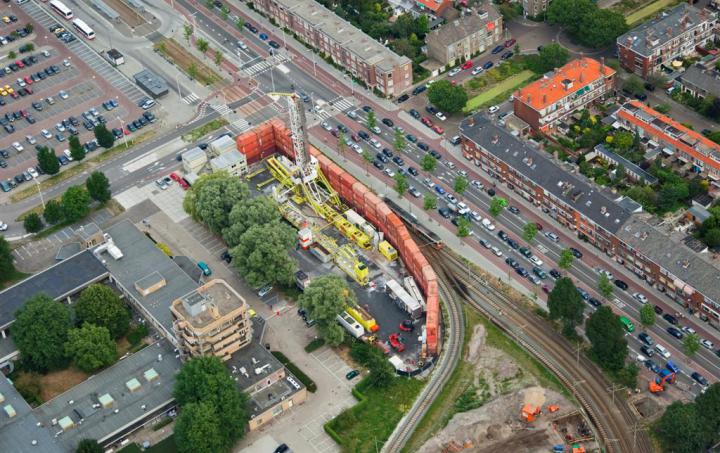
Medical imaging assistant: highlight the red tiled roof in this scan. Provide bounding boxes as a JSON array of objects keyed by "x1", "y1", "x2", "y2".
[{"x1": 416, "y1": 0, "x2": 451, "y2": 12}]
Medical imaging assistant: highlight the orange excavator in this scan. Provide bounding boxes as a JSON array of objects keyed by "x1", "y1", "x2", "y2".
[{"x1": 649, "y1": 370, "x2": 676, "y2": 393}]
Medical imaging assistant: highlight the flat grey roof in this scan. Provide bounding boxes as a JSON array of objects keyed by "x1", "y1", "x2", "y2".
[
  {"x1": 279, "y1": 0, "x2": 410, "y2": 72},
  {"x1": 618, "y1": 216, "x2": 720, "y2": 304},
  {"x1": 0, "y1": 250, "x2": 108, "y2": 328},
  {"x1": 0, "y1": 377, "x2": 61, "y2": 453},
  {"x1": 460, "y1": 115, "x2": 632, "y2": 233},
  {"x1": 33, "y1": 340, "x2": 181, "y2": 450},
  {"x1": 133, "y1": 69, "x2": 168, "y2": 98},
  {"x1": 98, "y1": 220, "x2": 199, "y2": 339},
  {"x1": 678, "y1": 65, "x2": 720, "y2": 96},
  {"x1": 617, "y1": 4, "x2": 715, "y2": 57}
]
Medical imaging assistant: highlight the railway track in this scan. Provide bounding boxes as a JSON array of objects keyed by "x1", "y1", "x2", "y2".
[
  {"x1": 382, "y1": 260, "x2": 465, "y2": 452},
  {"x1": 433, "y1": 248, "x2": 654, "y2": 453}
]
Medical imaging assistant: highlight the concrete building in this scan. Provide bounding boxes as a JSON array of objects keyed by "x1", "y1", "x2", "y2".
[
  {"x1": 676, "y1": 64, "x2": 720, "y2": 100},
  {"x1": 617, "y1": 4, "x2": 717, "y2": 78},
  {"x1": 425, "y1": 7, "x2": 502, "y2": 66},
  {"x1": 614, "y1": 101, "x2": 720, "y2": 182},
  {"x1": 181, "y1": 146, "x2": 207, "y2": 174},
  {"x1": 513, "y1": 58, "x2": 616, "y2": 131},
  {"x1": 133, "y1": 69, "x2": 169, "y2": 98},
  {"x1": 210, "y1": 150, "x2": 247, "y2": 177},
  {"x1": 171, "y1": 279, "x2": 253, "y2": 360},
  {"x1": 523, "y1": 0, "x2": 549, "y2": 19},
  {"x1": 253, "y1": 0, "x2": 412, "y2": 97},
  {"x1": 460, "y1": 113, "x2": 720, "y2": 324}
]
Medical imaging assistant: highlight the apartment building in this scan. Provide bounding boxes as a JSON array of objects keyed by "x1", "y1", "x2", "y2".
[
  {"x1": 253, "y1": 0, "x2": 412, "y2": 97},
  {"x1": 171, "y1": 279, "x2": 253, "y2": 360},
  {"x1": 523, "y1": 0, "x2": 550, "y2": 19},
  {"x1": 614, "y1": 100, "x2": 720, "y2": 182},
  {"x1": 676, "y1": 65, "x2": 720, "y2": 100},
  {"x1": 460, "y1": 114, "x2": 720, "y2": 324},
  {"x1": 426, "y1": 7, "x2": 502, "y2": 66},
  {"x1": 513, "y1": 57, "x2": 616, "y2": 131},
  {"x1": 617, "y1": 4, "x2": 717, "y2": 78}
]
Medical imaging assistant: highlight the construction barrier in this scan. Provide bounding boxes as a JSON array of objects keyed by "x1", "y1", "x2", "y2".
[{"x1": 235, "y1": 121, "x2": 440, "y2": 355}]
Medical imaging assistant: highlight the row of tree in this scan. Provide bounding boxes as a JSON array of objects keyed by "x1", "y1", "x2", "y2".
[
  {"x1": 14, "y1": 284, "x2": 130, "y2": 373},
  {"x1": 36, "y1": 124, "x2": 115, "y2": 177},
  {"x1": 0, "y1": 236, "x2": 16, "y2": 286}
]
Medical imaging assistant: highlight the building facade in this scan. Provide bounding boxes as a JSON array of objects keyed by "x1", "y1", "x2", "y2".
[
  {"x1": 253, "y1": 0, "x2": 412, "y2": 97},
  {"x1": 425, "y1": 7, "x2": 502, "y2": 66},
  {"x1": 171, "y1": 279, "x2": 253, "y2": 360},
  {"x1": 460, "y1": 114, "x2": 720, "y2": 324},
  {"x1": 513, "y1": 58, "x2": 616, "y2": 131},
  {"x1": 676, "y1": 65, "x2": 720, "y2": 100},
  {"x1": 614, "y1": 101, "x2": 720, "y2": 182},
  {"x1": 523, "y1": 0, "x2": 549, "y2": 19},
  {"x1": 617, "y1": 4, "x2": 716, "y2": 78}
]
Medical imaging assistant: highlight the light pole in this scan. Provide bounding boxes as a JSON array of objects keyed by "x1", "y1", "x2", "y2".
[
  {"x1": 34, "y1": 179, "x2": 45, "y2": 210},
  {"x1": 311, "y1": 51, "x2": 317, "y2": 77},
  {"x1": 269, "y1": 66, "x2": 275, "y2": 92},
  {"x1": 117, "y1": 116, "x2": 128, "y2": 149},
  {"x1": 175, "y1": 67, "x2": 182, "y2": 98}
]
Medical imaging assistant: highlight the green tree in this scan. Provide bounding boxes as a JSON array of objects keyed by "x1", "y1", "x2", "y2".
[
  {"x1": 393, "y1": 128, "x2": 406, "y2": 154},
  {"x1": 489, "y1": 197, "x2": 505, "y2": 217},
  {"x1": 696, "y1": 383, "x2": 720, "y2": 437},
  {"x1": 230, "y1": 222, "x2": 297, "y2": 288},
  {"x1": 639, "y1": 303, "x2": 655, "y2": 329},
  {"x1": 654, "y1": 402, "x2": 707, "y2": 453},
  {"x1": 427, "y1": 80, "x2": 468, "y2": 113},
  {"x1": 76, "y1": 284, "x2": 129, "y2": 338},
  {"x1": 43, "y1": 200, "x2": 63, "y2": 225},
  {"x1": 85, "y1": 171, "x2": 111, "y2": 203},
  {"x1": 598, "y1": 273, "x2": 614, "y2": 300},
  {"x1": 421, "y1": 153, "x2": 437, "y2": 173},
  {"x1": 623, "y1": 75, "x2": 645, "y2": 96},
  {"x1": 175, "y1": 402, "x2": 227, "y2": 453},
  {"x1": 454, "y1": 176, "x2": 468, "y2": 196},
  {"x1": 69, "y1": 135, "x2": 85, "y2": 161},
  {"x1": 457, "y1": 216, "x2": 471, "y2": 237},
  {"x1": 525, "y1": 43, "x2": 570, "y2": 74},
  {"x1": 337, "y1": 131, "x2": 346, "y2": 158},
  {"x1": 187, "y1": 174, "x2": 249, "y2": 234},
  {"x1": 76, "y1": 439, "x2": 103, "y2": 453},
  {"x1": 222, "y1": 196, "x2": 280, "y2": 247},
  {"x1": 214, "y1": 49, "x2": 223, "y2": 67},
  {"x1": 188, "y1": 63, "x2": 199, "y2": 80},
  {"x1": 23, "y1": 213, "x2": 43, "y2": 233},
  {"x1": 65, "y1": 323, "x2": 117, "y2": 373},
  {"x1": 657, "y1": 182, "x2": 689, "y2": 212},
  {"x1": 612, "y1": 130, "x2": 634, "y2": 150},
  {"x1": 394, "y1": 172, "x2": 408, "y2": 197},
  {"x1": 220, "y1": 6, "x2": 229, "y2": 20},
  {"x1": 558, "y1": 248, "x2": 574, "y2": 271},
  {"x1": 368, "y1": 351, "x2": 395, "y2": 387},
  {"x1": 93, "y1": 124, "x2": 115, "y2": 149},
  {"x1": 0, "y1": 236, "x2": 15, "y2": 285},
  {"x1": 8, "y1": 50, "x2": 16, "y2": 59},
  {"x1": 299, "y1": 276, "x2": 356, "y2": 346},
  {"x1": 683, "y1": 333, "x2": 701, "y2": 358},
  {"x1": 235, "y1": 17, "x2": 245, "y2": 30},
  {"x1": 366, "y1": 111, "x2": 377, "y2": 129},
  {"x1": 585, "y1": 306, "x2": 628, "y2": 372},
  {"x1": 183, "y1": 24, "x2": 193, "y2": 42},
  {"x1": 704, "y1": 228, "x2": 720, "y2": 247},
  {"x1": 547, "y1": 278, "x2": 585, "y2": 327},
  {"x1": 522, "y1": 222, "x2": 538, "y2": 243},
  {"x1": 547, "y1": 0, "x2": 626, "y2": 49},
  {"x1": 13, "y1": 294, "x2": 71, "y2": 372},
  {"x1": 423, "y1": 195, "x2": 437, "y2": 211},
  {"x1": 197, "y1": 38, "x2": 209, "y2": 53},
  {"x1": 37, "y1": 146, "x2": 60, "y2": 175},
  {"x1": 61, "y1": 186, "x2": 91, "y2": 222}
]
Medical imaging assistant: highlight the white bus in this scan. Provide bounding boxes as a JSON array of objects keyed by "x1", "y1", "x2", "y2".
[
  {"x1": 72, "y1": 18, "x2": 95, "y2": 40},
  {"x1": 49, "y1": 0, "x2": 73, "y2": 20}
]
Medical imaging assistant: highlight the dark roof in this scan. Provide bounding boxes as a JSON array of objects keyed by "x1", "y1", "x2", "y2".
[
  {"x1": 678, "y1": 65, "x2": 720, "y2": 96},
  {"x1": 0, "y1": 250, "x2": 108, "y2": 328},
  {"x1": 133, "y1": 69, "x2": 168, "y2": 98},
  {"x1": 459, "y1": 115, "x2": 632, "y2": 233},
  {"x1": 0, "y1": 377, "x2": 61, "y2": 453}
]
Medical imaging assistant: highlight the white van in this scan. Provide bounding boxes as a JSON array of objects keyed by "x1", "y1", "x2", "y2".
[
  {"x1": 666, "y1": 86, "x2": 676, "y2": 95},
  {"x1": 655, "y1": 344, "x2": 671, "y2": 359}
]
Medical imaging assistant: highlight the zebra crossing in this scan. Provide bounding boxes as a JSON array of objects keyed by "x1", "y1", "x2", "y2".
[
  {"x1": 211, "y1": 104, "x2": 232, "y2": 116},
  {"x1": 182, "y1": 93, "x2": 200, "y2": 104},
  {"x1": 327, "y1": 96, "x2": 355, "y2": 112},
  {"x1": 230, "y1": 118, "x2": 251, "y2": 133},
  {"x1": 241, "y1": 54, "x2": 290, "y2": 77}
]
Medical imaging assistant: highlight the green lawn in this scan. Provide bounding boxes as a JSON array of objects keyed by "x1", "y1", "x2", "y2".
[
  {"x1": 626, "y1": 0, "x2": 675, "y2": 26},
  {"x1": 118, "y1": 436, "x2": 177, "y2": 453},
  {"x1": 327, "y1": 376, "x2": 425, "y2": 452},
  {"x1": 463, "y1": 70, "x2": 534, "y2": 112}
]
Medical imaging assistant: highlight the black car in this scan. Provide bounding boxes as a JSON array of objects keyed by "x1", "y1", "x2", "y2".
[
  {"x1": 0, "y1": 159, "x2": 6, "y2": 168},
  {"x1": 569, "y1": 247, "x2": 583, "y2": 259},
  {"x1": 654, "y1": 305, "x2": 663, "y2": 315},
  {"x1": 438, "y1": 207, "x2": 451, "y2": 218},
  {"x1": 382, "y1": 118, "x2": 394, "y2": 128},
  {"x1": 274, "y1": 444, "x2": 290, "y2": 453},
  {"x1": 408, "y1": 108, "x2": 420, "y2": 119},
  {"x1": 412, "y1": 85, "x2": 427, "y2": 95},
  {"x1": 392, "y1": 156, "x2": 405, "y2": 166},
  {"x1": 614, "y1": 279, "x2": 628, "y2": 290},
  {"x1": 425, "y1": 104, "x2": 438, "y2": 114},
  {"x1": 358, "y1": 130, "x2": 370, "y2": 140},
  {"x1": 638, "y1": 332, "x2": 654, "y2": 346},
  {"x1": 508, "y1": 206, "x2": 520, "y2": 215},
  {"x1": 417, "y1": 142, "x2": 429, "y2": 151},
  {"x1": 406, "y1": 134, "x2": 417, "y2": 143},
  {"x1": 430, "y1": 149, "x2": 442, "y2": 159},
  {"x1": 491, "y1": 45, "x2": 504, "y2": 54},
  {"x1": 501, "y1": 51, "x2": 514, "y2": 60},
  {"x1": 497, "y1": 230, "x2": 508, "y2": 241},
  {"x1": 515, "y1": 267, "x2": 529, "y2": 277},
  {"x1": 376, "y1": 153, "x2": 388, "y2": 163},
  {"x1": 397, "y1": 94, "x2": 410, "y2": 103},
  {"x1": 663, "y1": 313, "x2": 678, "y2": 325},
  {"x1": 667, "y1": 327, "x2": 683, "y2": 339},
  {"x1": 691, "y1": 372, "x2": 708, "y2": 386},
  {"x1": 549, "y1": 269, "x2": 561, "y2": 280},
  {"x1": 505, "y1": 257, "x2": 519, "y2": 268},
  {"x1": 337, "y1": 124, "x2": 348, "y2": 133},
  {"x1": 268, "y1": 40, "x2": 280, "y2": 49},
  {"x1": 0, "y1": 149, "x2": 8, "y2": 158},
  {"x1": 382, "y1": 148, "x2": 393, "y2": 158},
  {"x1": 407, "y1": 167, "x2": 418, "y2": 176},
  {"x1": 372, "y1": 159, "x2": 384, "y2": 170},
  {"x1": 220, "y1": 250, "x2": 232, "y2": 263},
  {"x1": 587, "y1": 297, "x2": 602, "y2": 308},
  {"x1": 14, "y1": 174, "x2": 24, "y2": 184},
  {"x1": 644, "y1": 82, "x2": 655, "y2": 91},
  {"x1": 640, "y1": 345, "x2": 654, "y2": 357},
  {"x1": 507, "y1": 239, "x2": 519, "y2": 249},
  {"x1": 362, "y1": 105, "x2": 373, "y2": 113},
  {"x1": 487, "y1": 188, "x2": 496, "y2": 197},
  {"x1": 635, "y1": 93, "x2": 648, "y2": 101},
  {"x1": 112, "y1": 128, "x2": 123, "y2": 138}
]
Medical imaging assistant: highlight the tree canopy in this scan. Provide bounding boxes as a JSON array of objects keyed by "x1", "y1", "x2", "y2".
[
  {"x1": 76, "y1": 284, "x2": 130, "y2": 338},
  {"x1": 230, "y1": 221, "x2": 297, "y2": 288},
  {"x1": 69, "y1": 135, "x2": 85, "y2": 161},
  {"x1": 65, "y1": 323, "x2": 117, "y2": 373},
  {"x1": 558, "y1": 249, "x2": 574, "y2": 270},
  {"x1": 93, "y1": 124, "x2": 114, "y2": 149},
  {"x1": 222, "y1": 196, "x2": 280, "y2": 248},
  {"x1": 547, "y1": 277, "x2": 584, "y2": 327},
  {"x1": 62, "y1": 186, "x2": 91, "y2": 222},
  {"x1": 14, "y1": 294, "x2": 72, "y2": 372},
  {"x1": 547, "y1": 0, "x2": 627, "y2": 49},
  {"x1": 421, "y1": 153, "x2": 437, "y2": 173},
  {"x1": 76, "y1": 439, "x2": 103, "y2": 453},
  {"x1": 522, "y1": 222, "x2": 538, "y2": 243},
  {"x1": 598, "y1": 273, "x2": 614, "y2": 300},
  {"x1": 0, "y1": 236, "x2": 16, "y2": 285},
  {"x1": 489, "y1": 198, "x2": 505, "y2": 217},
  {"x1": 175, "y1": 402, "x2": 227, "y2": 453},
  {"x1": 37, "y1": 146, "x2": 60, "y2": 175},
  {"x1": 525, "y1": 43, "x2": 570, "y2": 74},
  {"x1": 585, "y1": 306, "x2": 627, "y2": 372},
  {"x1": 186, "y1": 174, "x2": 249, "y2": 235},
  {"x1": 299, "y1": 275, "x2": 356, "y2": 346},
  {"x1": 454, "y1": 176, "x2": 468, "y2": 195},
  {"x1": 24, "y1": 213, "x2": 44, "y2": 233},
  {"x1": 654, "y1": 383, "x2": 720, "y2": 451},
  {"x1": 43, "y1": 199, "x2": 64, "y2": 225},
  {"x1": 427, "y1": 80, "x2": 468, "y2": 113},
  {"x1": 639, "y1": 303, "x2": 655, "y2": 328},
  {"x1": 394, "y1": 172, "x2": 408, "y2": 197},
  {"x1": 86, "y1": 171, "x2": 111, "y2": 203}
]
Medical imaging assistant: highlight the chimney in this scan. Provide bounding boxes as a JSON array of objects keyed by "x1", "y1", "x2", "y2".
[
  {"x1": 542, "y1": 94, "x2": 547, "y2": 104},
  {"x1": 579, "y1": 71, "x2": 584, "y2": 83},
  {"x1": 601, "y1": 57, "x2": 606, "y2": 75},
  {"x1": 526, "y1": 94, "x2": 531, "y2": 103}
]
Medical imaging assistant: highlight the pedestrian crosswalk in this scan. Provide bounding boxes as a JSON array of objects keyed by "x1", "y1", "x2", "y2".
[
  {"x1": 328, "y1": 96, "x2": 354, "y2": 112},
  {"x1": 241, "y1": 54, "x2": 290, "y2": 77},
  {"x1": 182, "y1": 93, "x2": 200, "y2": 104},
  {"x1": 231, "y1": 118, "x2": 251, "y2": 133},
  {"x1": 211, "y1": 104, "x2": 232, "y2": 116}
]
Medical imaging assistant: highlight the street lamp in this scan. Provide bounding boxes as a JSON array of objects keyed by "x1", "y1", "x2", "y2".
[
  {"x1": 34, "y1": 179, "x2": 45, "y2": 210},
  {"x1": 117, "y1": 116, "x2": 128, "y2": 149}
]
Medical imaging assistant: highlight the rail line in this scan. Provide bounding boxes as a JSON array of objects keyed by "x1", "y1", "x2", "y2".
[{"x1": 432, "y1": 248, "x2": 653, "y2": 453}]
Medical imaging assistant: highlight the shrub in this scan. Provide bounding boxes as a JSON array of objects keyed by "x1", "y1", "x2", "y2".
[
  {"x1": 305, "y1": 338, "x2": 326, "y2": 353},
  {"x1": 271, "y1": 351, "x2": 317, "y2": 392},
  {"x1": 127, "y1": 323, "x2": 149, "y2": 346}
]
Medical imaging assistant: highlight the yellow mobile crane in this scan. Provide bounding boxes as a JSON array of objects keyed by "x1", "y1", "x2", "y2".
[{"x1": 266, "y1": 93, "x2": 370, "y2": 285}]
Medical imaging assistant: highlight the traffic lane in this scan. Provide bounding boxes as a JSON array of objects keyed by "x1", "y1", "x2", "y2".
[{"x1": 627, "y1": 339, "x2": 706, "y2": 398}]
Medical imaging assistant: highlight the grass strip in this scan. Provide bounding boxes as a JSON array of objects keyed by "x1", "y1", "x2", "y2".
[
  {"x1": 154, "y1": 38, "x2": 221, "y2": 86},
  {"x1": 463, "y1": 70, "x2": 534, "y2": 112},
  {"x1": 626, "y1": 0, "x2": 676, "y2": 26},
  {"x1": 181, "y1": 118, "x2": 229, "y2": 143}
]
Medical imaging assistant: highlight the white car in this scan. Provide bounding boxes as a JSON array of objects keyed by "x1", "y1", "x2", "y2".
[
  {"x1": 321, "y1": 121, "x2": 332, "y2": 131},
  {"x1": 599, "y1": 269, "x2": 615, "y2": 281},
  {"x1": 155, "y1": 179, "x2": 168, "y2": 190},
  {"x1": 56, "y1": 123, "x2": 66, "y2": 133},
  {"x1": 41, "y1": 129, "x2": 52, "y2": 139},
  {"x1": 435, "y1": 111, "x2": 447, "y2": 121},
  {"x1": 59, "y1": 90, "x2": 69, "y2": 100},
  {"x1": 63, "y1": 59, "x2": 70, "y2": 67},
  {"x1": 408, "y1": 186, "x2": 421, "y2": 198},
  {"x1": 424, "y1": 178, "x2": 434, "y2": 188},
  {"x1": 16, "y1": 78, "x2": 25, "y2": 88},
  {"x1": 530, "y1": 255, "x2": 544, "y2": 267},
  {"x1": 457, "y1": 170, "x2": 467, "y2": 178},
  {"x1": 0, "y1": 221, "x2": 7, "y2": 231},
  {"x1": 488, "y1": 105, "x2": 500, "y2": 114},
  {"x1": 471, "y1": 211, "x2": 482, "y2": 222},
  {"x1": 544, "y1": 231, "x2": 559, "y2": 242},
  {"x1": 636, "y1": 354, "x2": 647, "y2": 363},
  {"x1": 702, "y1": 339, "x2": 714, "y2": 350},
  {"x1": 63, "y1": 149, "x2": 73, "y2": 161},
  {"x1": 471, "y1": 66, "x2": 484, "y2": 76},
  {"x1": 471, "y1": 180, "x2": 484, "y2": 190},
  {"x1": 456, "y1": 202, "x2": 469, "y2": 215},
  {"x1": 654, "y1": 344, "x2": 671, "y2": 359},
  {"x1": 479, "y1": 238, "x2": 491, "y2": 249},
  {"x1": 481, "y1": 218, "x2": 496, "y2": 231},
  {"x1": 446, "y1": 193, "x2": 457, "y2": 204},
  {"x1": 682, "y1": 326, "x2": 697, "y2": 335},
  {"x1": 490, "y1": 246, "x2": 503, "y2": 257},
  {"x1": 633, "y1": 292, "x2": 648, "y2": 304},
  {"x1": 237, "y1": 40, "x2": 248, "y2": 50},
  {"x1": 27, "y1": 167, "x2": 38, "y2": 178},
  {"x1": 445, "y1": 160, "x2": 456, "y2": 169},
  {"x1": 369, "y1": 138, "x2": 381, "y2": 149},
  {"x1": 11, "y1": 142, "x2": 23, "y2": 152},
  {"x1": 25, "y1": 135, "x2": 36, "y2": 145},
  {"x1": 448, "y1": 67, "x2": 462, "y2": 77},
  {"x1": 351, "y1": 143, "x2": 362, "y2": 153},
  {"x1": 383, "y1": 168, "x2": 395, "y2": 178}
]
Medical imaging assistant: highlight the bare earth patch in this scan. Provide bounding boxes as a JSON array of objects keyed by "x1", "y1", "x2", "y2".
[{"x1": 38, "y1": 367, "x2": 88, "y2": 402}]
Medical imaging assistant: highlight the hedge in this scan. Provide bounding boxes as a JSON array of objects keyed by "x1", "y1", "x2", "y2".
[
  {"x1": 304, "y1": 338, "x2": 325, "y2": 353},
  {"x1": 271, "y1": 351, "x2": 317, "y2": 393}
]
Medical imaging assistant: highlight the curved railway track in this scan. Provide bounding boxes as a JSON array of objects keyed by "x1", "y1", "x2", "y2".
[
  {"x1": 382, "y1": 263, "x2": 465, "y2": 452},
  {"x1": 433, "y1": 248, "x2": 653, "y2": 453}
]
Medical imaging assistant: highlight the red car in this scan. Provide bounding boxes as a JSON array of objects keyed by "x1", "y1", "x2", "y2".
[
  {"x1": 170, "y1": 172, "x2": 182, "y2": 182},
  {"x1": 505, "y1": 38, "x2": 516, "y2": 48},
  {"x1": 23, "y1": 87, "x2": 32, "y2": 95},
  {"x1": 535, "y1": 222, "x2": 543, "y2": 231},
  {"x1": 399, "y1": 320, "x2": 414, "y2": 332},
  {"x1": 542, "y1": 285, "x2": 550, "y2": 294},
  {"x1": 421, "y1": 117, "x2": 434, "y2": 128},
  {"x1": 432, "y1": 125, "x2": 444, "y2": 135},
  {"x1": 461, "y1": 60, "x2": 473, "y2": 70},
  {"x1": 23, "y1": 76, "x2": 32, "y2": 85},
  {"x1": 388, "y1": 333, "x2": 405, "y2": 352},
  {"x1": 15, "y1": 60, "x2": 24, "y2": 69},
  {"x1": 178, "y1": 178, "x2": 190, "y2": 190},
  {"x1": 124, "y1": 128, "x2": 131, "y2": 135}
]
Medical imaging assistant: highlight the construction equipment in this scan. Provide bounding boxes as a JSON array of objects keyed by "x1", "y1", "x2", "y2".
[
  {"x1": 521, "y1": 404, "x2": 541, "y2": 422},
  {"x1": 347, "y1": 305, "x2": 379, "y2": 333},
  {"x1": 649, "y1": 370, "x2": 676, "y2": 393}
]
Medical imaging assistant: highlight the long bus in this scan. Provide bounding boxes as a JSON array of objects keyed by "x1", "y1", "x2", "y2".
[
  {"x1": 72, "y1": 18, "x2": 95, "y2": 40},
  {"x1": 49, "y1": 0, "x2": 73, "y2": 20},
  {"x1": 619, "y1": 316, "x2": 635, "y2": 333}
]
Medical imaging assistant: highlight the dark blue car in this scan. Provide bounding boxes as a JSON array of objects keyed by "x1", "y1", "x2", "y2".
[
  {"x1": 491, "y1": 45, "x2": 504, "y2": 54},
  {"x1": 259, "y1": 33, "x2": 268, "y2": 40},
  {"x1": 483, "y1": 61, "x2": 494, "y2": 70}
]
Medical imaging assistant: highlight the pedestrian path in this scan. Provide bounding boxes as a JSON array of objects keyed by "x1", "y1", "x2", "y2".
[
  {"x1": 241, "y1": 54, "x2": 289, "y2": 77},
  {"x1": 211, "y1": 103, "x2": 232, "y2": 116},
  {"x1": 182, "y1": 93, "x2": 200, "y2": 104},
  {"x1": 327, "y1": 96, "x2": 354, "y2": 112},
  {"x1": 230, "y1": 118, "x2": 251, "y2": 133}
]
